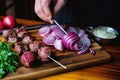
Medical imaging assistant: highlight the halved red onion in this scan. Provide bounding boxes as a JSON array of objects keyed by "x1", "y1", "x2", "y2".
[
  {"x1": 38, "y1": 26, "x2": 51, "y2": 37},
  {"x1": 42, "y1": 33, "x2": 56, "y2": 45},
  {"x1": 53, "y1": 39, "x2": 64, "y2": 51},
  {"x1": 52, "y1": 28, "x2": 65, "y2": 39}
]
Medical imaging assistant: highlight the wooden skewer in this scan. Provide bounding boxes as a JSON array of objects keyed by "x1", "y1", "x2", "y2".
[
  {"x1": 54, "y1": 19, "x2": 67, "y2": 34},
  {"x1": 48, "y1": 56, "x2": 67, "y2": 69}
]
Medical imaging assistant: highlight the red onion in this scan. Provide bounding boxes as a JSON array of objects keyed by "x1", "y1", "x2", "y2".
[
  {"x1": 3, "y1": 15, "x2": 16, "y2": 29},
  {"x1": 53, "y1": 39, "x2": 64, "y2": 51},
  {"x1": 50, "y1": 24, "x2": 59, "y2": 31},
  {"x1": 78, "y1": 29, "x2": 85, "y2": 37},
  {"x1": 0, "y1": 21, "x2": 4, "y2": 30},
  {"x1": 80, "y1": 34, "x2": 91, "y2": 47},
  {"x1": 38, "y1": 26, "x2": 51, "y2": 37},
  {"x1": 89, "y1": 49, "x2": 96, "y2": 55},
  {"x1": 52, "y1": 28, "x2": 65, "y2": 39},
  {"x1": 77, "y1": 46, "x2": 89, "y2": 55},
  {"x1": 42, "y1": 33, "x2": 56, "y2": 45},
  {"x1": 38, "y1": 24, "x2": 95, "y2": 55},
  {"x1": 62, "y1": 32, "x2": 79, "y2": 50},
  {"x1": 66, "y1": 26, "x2": 78, "y2": 34}
]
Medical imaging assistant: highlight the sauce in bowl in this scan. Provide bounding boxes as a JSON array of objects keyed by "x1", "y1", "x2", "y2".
[{"x1": 92, "y1": 26, "x2": 118, "y2": 39}]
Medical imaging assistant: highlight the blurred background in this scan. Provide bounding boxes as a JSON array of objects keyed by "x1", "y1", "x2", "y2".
[{"x1": 0, "y1": 0, "x2": 40, "y2": 20}]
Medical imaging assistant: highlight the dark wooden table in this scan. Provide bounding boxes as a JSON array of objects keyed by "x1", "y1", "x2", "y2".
[{"x1": 5, "y1": 17, "x2": 120, "y2": 80}]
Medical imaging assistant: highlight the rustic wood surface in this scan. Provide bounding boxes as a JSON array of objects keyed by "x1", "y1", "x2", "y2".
[{"x1": 2, "y1": 18, "x2": 120, "y2": 80}]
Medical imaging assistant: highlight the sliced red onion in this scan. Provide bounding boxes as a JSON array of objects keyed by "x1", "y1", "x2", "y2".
[
  {"x1": 52, "y1": 28, "x2": 65, "y2": 39},
  {"x1": 42, "y1": 33, "x2": 56, "y2": 45},
  {"x1": 72, "y1": 43, "x2": 78, "y2": 51},
  {"x1": 50, "y1": 24, "x2": 59, "y2": 31},
  {"x1": 50, "y1": 24, "x2": 67, "y2": 31},
  {"x1": 62, "y1": 32, "x2": 79, "y2": 50},
  {"x1": 89, "y1": 49, "x2": 96, "y2": 55},
  {"x1": 38, "y1": 26, "x2": 51, "y2": 37},
  {"x1": 66, "y1": 26, "x2": 78, "y2": 34},
  {"x1": 80, "y1": 34, "x2": 91, "y2": 47},
  {"x1": 67, "y1": 35, "x2": 79, "y2": 50},
  {"x1": 77, "y1": 46, "x2": 89, "y2": 55},
  {"x1": 78, "y1": 29, "x2": 85, "y2": 38},
  {"x1": 53, "y1": 39, "x2": 64, "y2": 51}
]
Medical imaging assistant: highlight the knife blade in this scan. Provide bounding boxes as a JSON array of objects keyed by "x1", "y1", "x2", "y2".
[
  {"x1": 54, "y1": 19, "x2": 67, "y2": 34},
  {"x1": 0, "y1": 24, "x2": 50, "y2": 34}
]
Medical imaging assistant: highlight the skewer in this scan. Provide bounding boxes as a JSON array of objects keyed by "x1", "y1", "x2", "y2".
[
  {"x1": 54, "y1": 19, "x2": 67, "y2": 34},
  {"x1": 48, "y1": 56, "x2": 67, "y2": 69}
]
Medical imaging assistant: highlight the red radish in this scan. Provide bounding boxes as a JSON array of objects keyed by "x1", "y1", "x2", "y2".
[
  {"x1": 3, "y1": 15, "x2": 16, "y2": 29},
  {"x1": 0, "y1": 16, "x2": 3, "y2": 21},
  {"x1": 0, "y1": 21, "x2": 4, "y2": 30}
]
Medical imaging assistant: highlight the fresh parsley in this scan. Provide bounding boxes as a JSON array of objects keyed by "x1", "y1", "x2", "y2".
[{"x1": 0, "y1": 42, "x2": 19, "y2": 78}]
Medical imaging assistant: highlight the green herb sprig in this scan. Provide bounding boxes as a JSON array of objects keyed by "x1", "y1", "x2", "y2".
[{"x1": 0, "y1": 42, "x2": 18, "y2": 78}]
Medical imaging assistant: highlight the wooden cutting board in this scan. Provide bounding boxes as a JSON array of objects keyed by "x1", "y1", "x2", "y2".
[{"x1": 3, "y1": 27, "x2": 111, "y2": 80}]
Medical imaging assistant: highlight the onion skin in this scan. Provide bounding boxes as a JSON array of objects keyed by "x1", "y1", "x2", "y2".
[{"x1": 3, "y1": 16, "x2": 16, "y2": 29}]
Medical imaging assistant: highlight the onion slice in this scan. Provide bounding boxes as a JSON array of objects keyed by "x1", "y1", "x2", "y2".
[
  {"x1": 38, "y1": 26, "x2": 51, "y2": 37},
  {"x1": 66, "y1": 26, "x2": 78, "y2": 34},
  {"x1": 77, "y1": 46, "x2": 89, "y2": 55},
  {"x1": 52, "y1": 28, "x2": 65, "y2": 39},
  {"x1": 42, "y1": 33, "x2": 56, "y2": 45},
  {"x1": 80, "y1": 34, "x2": 91, "y2": 47},
  {"x1": 78, "y1": 29, "x2": 85, "y2": 38},
  {"x1": 62, "y1": 32, "x2": 79, "y2": 50},
  {"x1": 53, "y1": 39, "x2": 64, "y2": 51}
]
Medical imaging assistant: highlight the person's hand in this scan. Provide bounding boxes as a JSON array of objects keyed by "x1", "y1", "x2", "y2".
[{"x1": 34, "y1": 0, "x2": 67, "y2": 24}]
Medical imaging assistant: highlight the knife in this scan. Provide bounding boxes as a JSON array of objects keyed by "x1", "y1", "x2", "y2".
[
  {"x1": 0, "y1": 24, "x2": 50, "y2": 34},
  {"x1": 54, "y1": 19, "x2": 67, "y2": 34}
]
